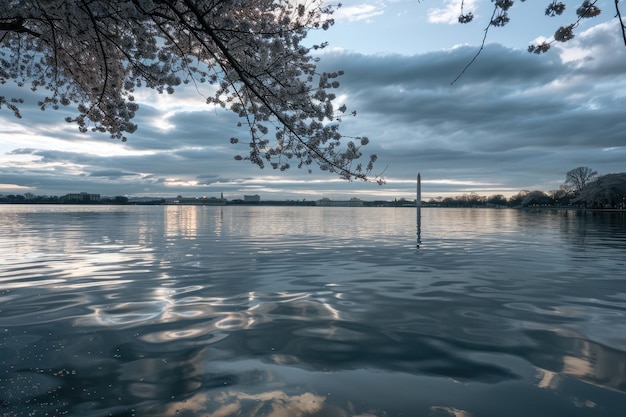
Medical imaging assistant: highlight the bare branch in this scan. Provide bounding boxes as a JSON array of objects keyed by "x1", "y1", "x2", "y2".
[
  {"x1": 451, "y1": 3, "x2": 499, "y2": 85},
  {"x1": 615, "y1": 0, "x2": 626, "y2": 46}
]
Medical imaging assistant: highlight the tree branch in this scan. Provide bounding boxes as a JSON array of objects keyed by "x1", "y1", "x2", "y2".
[
  {"x1": 451, "y1": 4, "x2": 498, "y2": 85},
  {"x1": 79, "y1": 0, "x2": 111, "y2": 124},
  {"x1": 171, "y1": 0, "x2": 370, "y2": 180},
  {"x1": 615, "y1": 0, "x2": 626, "y2": 46},
  {"x1": 0, "y1": 19, "x2": 41, "y2": 37}
]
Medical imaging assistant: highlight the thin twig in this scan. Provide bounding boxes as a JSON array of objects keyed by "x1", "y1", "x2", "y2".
[
  {"x1": 450, "y1": 4, "x2": 498, "y2": 85},
  {"x1": 615, "y1": 0, "x2": 626, "y2": 46}
]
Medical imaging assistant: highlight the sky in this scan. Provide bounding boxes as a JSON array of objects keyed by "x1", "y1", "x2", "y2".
[{"x1": 1, "y1": 0, "x2": 626, "y2": 201}]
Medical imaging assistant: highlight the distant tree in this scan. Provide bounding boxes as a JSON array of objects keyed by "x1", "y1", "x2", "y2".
[
  {"x1": 441, "y1": 197, "x2": 458, "y2": 207},
  {"x1": 573, "y1": 173, "x2": 626, "y2": 208},
  {"x1": 486, "y1": 194, "x2": 508, "y2": 206},
  {"x1": 0, "y1": 0, "x2": 379, "y2": 182},
  {"x1": 427, "y1": 198, "x2": 440, "y2": 206},
  {"x1": 521, "y1": 190, "x2": 552, "y2": 207},
  {"x1": 565, "y1": 166, "x2": 598, "y2": 194},
  {"x1": 508, "y1": 190, "x2": 530, "y2": 207},
  {"x1": 457, "y1": 192, "x2": 484, "y2": 206},
  {"x1": 549, "y1": 187, "x2": 573, "y2": 205},
  {"x1": 397, "y1": 198, "x2": 409, "y2": 204}
]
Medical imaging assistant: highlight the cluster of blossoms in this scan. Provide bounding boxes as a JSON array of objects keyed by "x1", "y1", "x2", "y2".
[
  {"x1": 0, "y1": 0, "x2": 380, "y2": 182},
  {"x1": 457, "y1": 0, "x2": 609, "y2": 54},
  {"x1": 452, "y1": 0, "x2": 612, "y2": 84}
]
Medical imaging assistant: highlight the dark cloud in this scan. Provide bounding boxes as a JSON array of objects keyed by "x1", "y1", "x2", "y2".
[
  {"x1": 196, "y1": 173, "x2": 219, "y2": 179},
  {"x1": 321, "y1": 44, "x2": 562, "y2": 91},
  {"x1": 323, "y1": 45, "x2": 626, "y2": 155},
  {"x1": 88, "y1": 170, "x2": 137, "y2": 178}
]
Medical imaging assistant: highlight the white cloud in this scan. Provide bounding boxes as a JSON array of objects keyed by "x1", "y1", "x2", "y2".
[
  {"x1": 428, "y1": 0, "x2": 477, "y2": 24},
  {"x1": 334, "y1": 4, "x2": 384, "y2": 22},
  {"x1": 556, "y1": 20, "x2": 626, "y2": 69}
]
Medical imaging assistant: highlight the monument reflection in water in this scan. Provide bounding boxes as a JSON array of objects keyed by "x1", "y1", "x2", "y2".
[{"x1": 1, "y1": 205, "x2": 625, "y2": 417}]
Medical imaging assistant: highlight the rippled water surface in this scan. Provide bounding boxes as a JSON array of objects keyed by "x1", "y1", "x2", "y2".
[{"x1": 1, "y1": 205, "x2": 625, "y2": 417}]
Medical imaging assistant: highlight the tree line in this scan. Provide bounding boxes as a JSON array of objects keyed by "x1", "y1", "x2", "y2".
[
  {"x1": 2, "y1": 168, "x2": 624, "y2": 208},
  {"x1": 0, "y1": 194, "x2": 129, "y2": 204},
  {"x1": 425, "y1": 190, "x2": 567, "y2": 209},
  {"x1": 426, "y1": 167, "x2": 626, "y2": 209}
]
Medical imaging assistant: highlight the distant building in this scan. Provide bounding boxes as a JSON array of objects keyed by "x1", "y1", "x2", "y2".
[
  {"x1": 315, "y1": 197, "x2": 364, "y2": 207},
  {"x1": 243, "y1": 194, "x2": 261, "y2": 202},
  {"x1": 63, "y1": 192, "x2": 101, "y2": 202},
  {"x1": 128, "y1": 197, "x2": 164, "y2": 203},
  {"x1": 166, "y1": 193, "x2": 226, "y2": 205}
]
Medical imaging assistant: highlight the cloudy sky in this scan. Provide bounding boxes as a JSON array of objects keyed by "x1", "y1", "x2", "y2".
[{"x1": 1, "y1": 0, "x2": 625, "y2": 201}]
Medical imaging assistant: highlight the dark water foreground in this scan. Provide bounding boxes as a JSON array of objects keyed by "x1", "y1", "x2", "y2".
[{"x1": 1, "y1": 206, "x2": 625, "y2": 417}]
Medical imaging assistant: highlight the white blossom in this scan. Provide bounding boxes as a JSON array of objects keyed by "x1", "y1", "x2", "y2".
[{"x1": 0, "y1": 0, "x2": 380, "y2": 182}]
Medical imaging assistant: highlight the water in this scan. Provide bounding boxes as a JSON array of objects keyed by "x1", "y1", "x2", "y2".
[{"x1": 1, "y1": 205, "x2": 625, "y2": 417}]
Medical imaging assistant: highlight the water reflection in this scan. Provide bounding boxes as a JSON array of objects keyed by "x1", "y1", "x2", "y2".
[
  {"x1": 559, "y1": 210, "x2": 626, "y2": 249},
  {"x1": 165, "y1": 205, "x2": 199, "y2": 238},
  {"x1": 527, "y1": 328, "x2": 626, "y2": 393},
  {"x1": 156, "y1": 389, "x2": 326, "y2": 417},
  {"x1": 1, "y1": 206, "x2": 625, "y2": 416}
]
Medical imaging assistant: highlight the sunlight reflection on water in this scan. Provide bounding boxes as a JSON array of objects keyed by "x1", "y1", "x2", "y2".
[{"x1": 1, "y1": 205, "x2": 625, "y2": 416}]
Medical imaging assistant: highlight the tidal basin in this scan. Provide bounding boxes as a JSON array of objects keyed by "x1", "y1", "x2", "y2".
[{"x1": 1, "y1": 205, "x2": 625, "y2": 416}]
